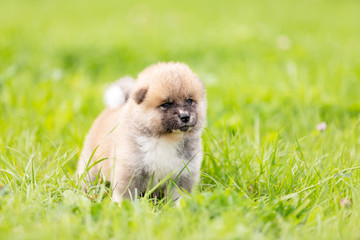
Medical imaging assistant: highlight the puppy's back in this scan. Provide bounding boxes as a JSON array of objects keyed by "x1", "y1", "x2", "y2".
[{"x1": 77, "y1": 77, "x2": 134, "y2": 187}]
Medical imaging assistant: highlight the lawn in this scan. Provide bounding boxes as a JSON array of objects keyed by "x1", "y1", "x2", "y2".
[{"x1": 1, "y1": 0, "x2": 360, "y2": 239}]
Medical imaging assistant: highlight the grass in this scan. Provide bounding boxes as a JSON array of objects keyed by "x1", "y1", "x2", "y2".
[{"x1": 1, "y1": 0, "x2": 360, "y2": 239}]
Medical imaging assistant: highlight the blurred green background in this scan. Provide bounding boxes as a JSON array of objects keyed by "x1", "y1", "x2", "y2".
[
  {"x1": 1, "y1": 0, "x2": 359, "y2": 150},
  {"x1": 1, "y1": 0, "x2": 360, "y2": 239}
]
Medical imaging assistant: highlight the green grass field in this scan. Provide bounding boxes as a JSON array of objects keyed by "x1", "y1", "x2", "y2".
[{"x1": 1, "y1": 0, "x2": 360, "y2": 239}]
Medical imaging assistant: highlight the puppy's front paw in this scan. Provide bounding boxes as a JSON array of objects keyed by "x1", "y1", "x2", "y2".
[{"x1": 112, "y1": 191, "x2": 123, "y2": 204}]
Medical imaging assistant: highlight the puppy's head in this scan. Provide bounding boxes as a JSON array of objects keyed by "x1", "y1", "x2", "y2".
[{"x1": 129, "y1": 62, "x2": 206, "y2": 137}]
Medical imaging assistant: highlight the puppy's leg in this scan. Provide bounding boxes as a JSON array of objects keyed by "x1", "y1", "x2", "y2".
[
  {"x1": 76, "y1": 158, "x2": 101, "y2": 192},
  {"x1": 112, "y1": 170, "x2": 149, "y2": 202},
  {"x1": 169, "y1": 174, "x2": 194, "y2": 201}
]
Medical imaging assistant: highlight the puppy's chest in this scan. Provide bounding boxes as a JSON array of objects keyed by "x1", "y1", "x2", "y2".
[{"x1": 135, "y1": 136, "x2": 188, "y2": 181}]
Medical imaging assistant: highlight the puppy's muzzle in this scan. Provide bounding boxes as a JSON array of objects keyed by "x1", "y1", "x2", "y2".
[
  {"x1": 179, "y1": 112, "x2": 190, "y2": 123},
  {"x1": 177, "y1": 111, "x2": 196, "y2": 132}
]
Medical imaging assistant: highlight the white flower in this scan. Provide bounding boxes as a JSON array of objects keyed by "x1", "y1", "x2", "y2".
[{"x1": 316, "y1": 122, "x2": 327, "y2": 131}]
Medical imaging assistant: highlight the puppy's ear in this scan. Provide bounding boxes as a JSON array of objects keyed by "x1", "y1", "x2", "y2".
[{"x1": 133, "y1": 88, "x2": 148, "y2": 104}]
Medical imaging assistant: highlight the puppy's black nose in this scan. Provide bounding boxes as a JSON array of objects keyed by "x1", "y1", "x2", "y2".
[{"x1": 179, "y1": 112, "x2": 190, "y2": 123}]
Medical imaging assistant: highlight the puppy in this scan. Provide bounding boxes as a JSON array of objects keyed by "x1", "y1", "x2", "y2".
[{"x1": 77, "y1": 62, "x2": 207, "y2": 202}]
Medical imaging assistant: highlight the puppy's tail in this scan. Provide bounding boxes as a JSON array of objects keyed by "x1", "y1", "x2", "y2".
[{"x1": 104, "y1": 76, "x2": 135, "y2": 109}]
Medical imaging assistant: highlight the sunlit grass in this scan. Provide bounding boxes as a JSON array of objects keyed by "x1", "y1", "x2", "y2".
[{"x1": 1, "y1": 0, "x2": 360, "y2": 239}]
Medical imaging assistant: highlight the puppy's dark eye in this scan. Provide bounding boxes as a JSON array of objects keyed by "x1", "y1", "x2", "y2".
[
  {"x1": 186, "y1": 99, "x2": 194, "y2": 105},
  {"x1": 160, "y1": 102, "x2": 173, "y2": 109}
]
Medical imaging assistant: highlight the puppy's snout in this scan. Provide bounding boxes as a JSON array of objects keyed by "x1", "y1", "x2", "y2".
[{"x1": 179, "y1": 112, "x2": 190, "y2": 123}]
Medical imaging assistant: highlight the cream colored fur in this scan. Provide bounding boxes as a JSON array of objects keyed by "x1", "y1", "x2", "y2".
[{"x1": 77, "y1": 62, "x2": 206, "y2": 202}]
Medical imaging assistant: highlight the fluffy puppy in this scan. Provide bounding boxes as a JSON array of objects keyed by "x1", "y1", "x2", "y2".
[{"x1": 77, "y1": 62, "x2": 207, "y2": 202}]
